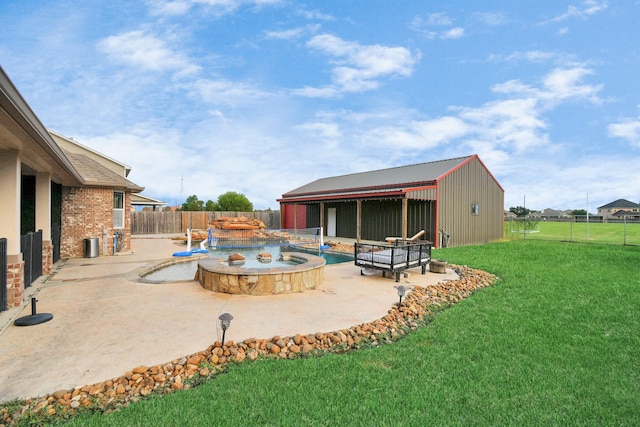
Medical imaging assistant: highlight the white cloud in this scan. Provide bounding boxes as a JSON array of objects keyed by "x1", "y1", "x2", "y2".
[
  {"x1": 147, "y1": 0, "x2": 283, "y2": 16},
  {"x1": 502, "y1": 155, "x2": 640, "y2": 211},
  {"x1": 362, "y1": 116, "x2": 469, "y2": 150},
  {"x1": 456, "y1": 98, "x2": 548, "y2": 152},
  {"x1": 492, "y1": 79, "x2": 541, "y2": 97},
  {"x1": 265, "y1": 24, "x2": 320, "y2": 40},
  {"x1": 489, "y1": 50, "x2": 560, "y2": 64},
  {"x1": 298, "y1": 8, "x2": 335, "y2": 21},
  {"x1": 441, "y1": 27, "x2": 464, "y2": 39},
  {"x1": 299, "y1": 34, "x2": 416, "y2": 96},
  {"x1": 548, "y1": 0, "x2": 608, "y2": 23},
  {"x1": 146, "y1": 0, "x2": 192, "y2": 15},
  {"x1": 348, "y1": 66, "x2": 601, "y2": 158},
  {"x1": 608, "y1": 118, "x2": 640, "y2": 148},
  {"x1": 97, "y1": 31, "x2": 200, "y2": 75},
  {"x1": 473, "y1": 12, "x2": 507, "y2": 26},
  {"x1": 426, "y1": 12, "x2": 452, "y2": 26},
  {"x1": 187, "y1": 78, "x2": 271, "y2": 106},
  {"x1": 292, "y1": 85, "x2": 340, "y2": 98},
  {"x1": 265, "y1": 28, "x2": 305, "y2": 40},
  {"x1": 541, "y1": 67, "x2": 602, "y2": 104},
  {"x1": 410, "y1": 13, "x2": 464, "y2": 40},
  {"x1": 295, "y1": 121, "x2": 342, "y2": 140},
  {"x1": 492, "y1": 67, "x2": 602, "y2": 107}
]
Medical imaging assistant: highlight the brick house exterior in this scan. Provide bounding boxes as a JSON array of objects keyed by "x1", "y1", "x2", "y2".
[
  {"x1": 60, "y1": 188, "x2": 133, "y2": 258},
  {"x1": 57, "y1": 143, "x2": 142, "y2": 258},
  {"x1": 1, "y1": 66, "x2": 143, "y2": 309}
]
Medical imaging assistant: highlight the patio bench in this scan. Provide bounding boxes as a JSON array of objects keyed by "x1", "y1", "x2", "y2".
[{"x1": 354, "y1": 240, "x2": 432, "y2": 282}]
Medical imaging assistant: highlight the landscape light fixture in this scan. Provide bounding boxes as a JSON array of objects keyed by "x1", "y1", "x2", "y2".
[
  {"x1": 218, "y1": 312, "x2": 233, "y2": 346},
  {"x1": 395, "y1": 285, "x2": 408, "y2": 307}
]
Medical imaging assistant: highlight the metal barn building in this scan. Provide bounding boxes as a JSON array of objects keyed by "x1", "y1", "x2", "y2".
[{"x1": 278, "y1": 154, "x2": 504, "y2": 248}]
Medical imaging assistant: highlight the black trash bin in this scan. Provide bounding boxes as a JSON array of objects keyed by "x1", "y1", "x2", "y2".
[{"x1": 84, "y1": 237, "x2": 99, "y2": 258}]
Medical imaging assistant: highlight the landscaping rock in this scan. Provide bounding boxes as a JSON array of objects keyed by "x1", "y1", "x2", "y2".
[{"x1": 1, "y1": 263, "x2": 496, "y2": 426}]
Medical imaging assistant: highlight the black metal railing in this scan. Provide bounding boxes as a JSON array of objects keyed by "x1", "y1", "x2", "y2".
[
  {"x1": 52, "y1": 224, "x2": 61, "y2": 263},
  {"x1": 354, "y1": 240, "x2": 432, "y2": 282},
  {"x1": 21, "y1": 230, "x2": 42, "y2": 288},
  {"x1": 1, "y1": 237, "x2": 7, "y2": 312}
]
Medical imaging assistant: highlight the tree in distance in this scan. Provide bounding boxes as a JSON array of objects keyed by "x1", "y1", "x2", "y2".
[
  {"x1": 181, "y1": 192, "x2": 253, "y2": 211},
  {"x1": 181, "y1": 195, "x2": 204, "y2": 211},
  {"x1": 217, "y1": 191, "x2": 253, "y2": 211},
  {"x1": 509, "y1": 206, "x2": 531, "y2": 217}
]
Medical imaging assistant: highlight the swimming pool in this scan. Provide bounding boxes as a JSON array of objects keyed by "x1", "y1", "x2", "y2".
[
  {"x1": 141, "y1": 245, "x2": 353, "y2": 282},
  {"x1": 209, "y1": 245, "x2": 353, "y2": 264}
]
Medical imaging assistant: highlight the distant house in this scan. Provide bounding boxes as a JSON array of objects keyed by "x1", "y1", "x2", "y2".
[
  {"x1": 0, "y1": 66, "x2": 144, "y2": 310},
  {"x1": 131, "y1": 194, "x2": 167, "y2": 211},
  {"x1": 278, "y1": 154, "x2": 504, "y2": 248},
  {"x1": 530, "y1": 208, "x2": 571, "y2": 220},
  {"x1": 504, "y1": 210, "x2": 517, "y2": 219},
  {"x1": 611, "y1": 210, "x2": 640, "y2": 221},
  {"x1": 597, "y1": 199, "x2": 640, "y2": 219}
]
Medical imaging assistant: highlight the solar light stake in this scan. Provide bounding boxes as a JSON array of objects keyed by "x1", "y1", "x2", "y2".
[
  {"x1": 218, "y1": 313, "x2": 233, "y2": 346},
  {"x1": 395, "y1": 285, "x2": 408, "y2": 307}
]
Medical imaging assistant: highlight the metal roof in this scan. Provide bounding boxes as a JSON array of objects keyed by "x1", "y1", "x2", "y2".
[{"x1": 280, "y1": 155, "x2": 473, "y2": 201}]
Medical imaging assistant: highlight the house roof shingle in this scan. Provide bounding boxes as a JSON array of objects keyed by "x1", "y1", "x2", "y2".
[
  {"x1": 598, "y1": 199, "x2": 640, "y2": 209},
  {"x1": 64, "y1": 150, "x2": 144, "y2": 192}
]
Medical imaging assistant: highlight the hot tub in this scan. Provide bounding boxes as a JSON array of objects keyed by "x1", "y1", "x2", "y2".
[{"x1": 198, "y1": 252, "x2": 325, "y2": 295}]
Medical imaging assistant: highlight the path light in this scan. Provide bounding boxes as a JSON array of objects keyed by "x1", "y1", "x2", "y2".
[
  {"x1": 218, "y1": 313, "x2": 233, "y2": 346},
  {"x1": 394, "y1": 285, "x2": 408, "y2": 307}
]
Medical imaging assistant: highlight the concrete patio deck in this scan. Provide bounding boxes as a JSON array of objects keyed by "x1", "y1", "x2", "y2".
[{"x1": 0, "y1": 235, "x2": 456, "y2": 402}]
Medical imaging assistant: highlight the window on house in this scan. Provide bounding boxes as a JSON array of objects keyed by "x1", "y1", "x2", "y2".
[
  {"x1": 471, "y1": 204, "x2": 480, "y2": 215},
  {"x1": 114, "y1": 191, "x2": 124, "y2": 228}
]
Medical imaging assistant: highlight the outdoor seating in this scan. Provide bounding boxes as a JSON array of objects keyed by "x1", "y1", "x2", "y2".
[
  {"x1": 354, "y1": 240, "x2": 432, "y2": 282},
  {"x1": 384, "y1": 229, "x2": 426, "y2": 244}
]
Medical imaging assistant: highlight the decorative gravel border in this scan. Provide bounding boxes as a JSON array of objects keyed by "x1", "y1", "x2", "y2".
[{"x1": 1, "y1": 264, "x2": 497, "y2": 425}]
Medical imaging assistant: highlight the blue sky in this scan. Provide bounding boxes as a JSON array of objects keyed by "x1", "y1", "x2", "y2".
[{"x1": 1, "y1": 0, "x2": 638, "y2": 212}]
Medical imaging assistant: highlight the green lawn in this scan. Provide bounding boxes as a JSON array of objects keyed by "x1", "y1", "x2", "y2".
[
  {"x1": 17, "y1": 241, "x2": 640, "y2": 426},
  {"x1": 506, "y1": 220, "x2": 640, "y2": 246}
]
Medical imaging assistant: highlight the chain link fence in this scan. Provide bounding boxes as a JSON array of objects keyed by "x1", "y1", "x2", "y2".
[{"x1": 505, "y1": 217, "x2": 640, "y2": 246}]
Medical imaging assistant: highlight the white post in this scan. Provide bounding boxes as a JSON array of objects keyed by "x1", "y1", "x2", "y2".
[
  {"x1": 586, "y1": 193, "x2": 589, "y2": 240},
  {"x1": 319, "y1": 227, "x2": 324, "y2": 247}
]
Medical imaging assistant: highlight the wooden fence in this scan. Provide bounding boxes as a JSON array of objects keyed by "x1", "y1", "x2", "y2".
[{"x1": 131, "y1": 211, "x2": 281, "y2": 235}]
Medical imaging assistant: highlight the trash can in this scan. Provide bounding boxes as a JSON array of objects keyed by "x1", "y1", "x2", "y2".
[{"x1": 84, "y1": 237, "x2": 99, "y2": 258}]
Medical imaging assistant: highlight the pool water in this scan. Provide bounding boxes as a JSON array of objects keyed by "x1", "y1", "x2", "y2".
[
  {"x1": 143, "y1": 260, "x2": 199, "y2": 282},
  {"x1": 210, "y1": 245, "x2": 353, "y2": 265},
  {"x1": 142, "y1": 245, "x2": 353, "y2": 282},
  {"x1": 291, "y1": 247, "x2": 353, "y2": 264},
  {"x1": 223, "y1": 257, "x2": 301, "y2": 269}
]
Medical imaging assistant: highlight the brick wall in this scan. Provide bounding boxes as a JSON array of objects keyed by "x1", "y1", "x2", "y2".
[
  {"x1": 6, "y1": 260, "x2": 24, "y2": 308},
  {"x1": 42, "y1": 242, "x2": 53, "y2": 275},
  {"x1": 60, "y1": 187, "x2": 132, "y2": 258}
]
